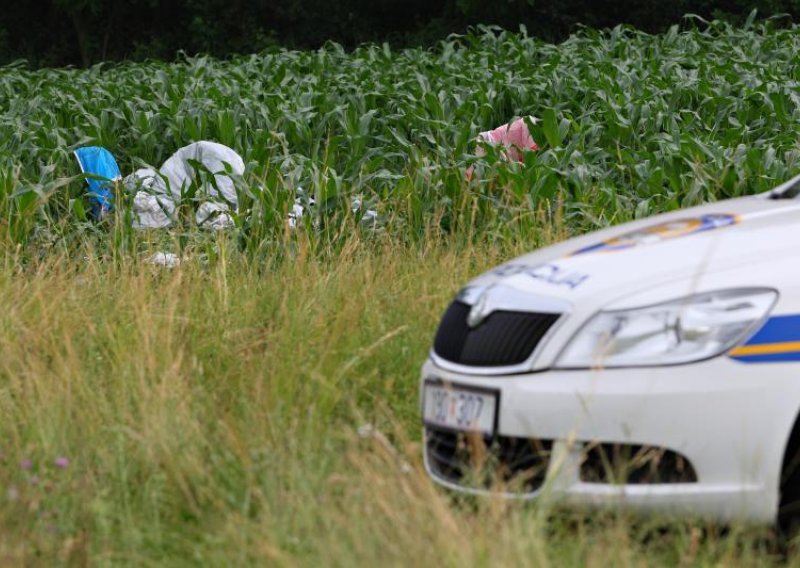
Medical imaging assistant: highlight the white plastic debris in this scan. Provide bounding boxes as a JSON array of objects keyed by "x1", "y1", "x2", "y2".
[
  {"x1": 124, "y1": 141, "x2": 244, "y2": 230},
  {"x1": 127, "y1": 167, "x2": 174, "y2": 228},
  {"x1": 357, "y1": 423, "x2": 375, "y2": 438},
  {"x1": 287, "y1": 201, "x2": 306, "y2": 229},
  {"x1": 147, "y1": 251, "x2": 181, "y2": 268},
  {"x1": 121, "y1": 142, "x2": 379, "y2": 231},
  {"x1": 351, "y1": 197, "x2": 378, "y2": 224},
  {"x1": 287, "y1": 193, "x2": 315, "y2": 229},
  {"x1": 287, "y1": 192, "x2": 377, "y2": 229}
]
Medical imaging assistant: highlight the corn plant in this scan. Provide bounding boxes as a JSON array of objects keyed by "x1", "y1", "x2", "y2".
[{"x1": 0, "y1": 20, "x2": 799, "y2": 256}]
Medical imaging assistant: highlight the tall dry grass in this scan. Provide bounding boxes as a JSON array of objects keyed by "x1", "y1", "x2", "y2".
[{"x1": 0, "y1": 236, "x2": 787, "y2": 565}]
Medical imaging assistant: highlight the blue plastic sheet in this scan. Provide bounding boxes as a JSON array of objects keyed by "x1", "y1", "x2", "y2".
[{"x1": 74, "y1": 146, "x2": 121, "y2": 217}]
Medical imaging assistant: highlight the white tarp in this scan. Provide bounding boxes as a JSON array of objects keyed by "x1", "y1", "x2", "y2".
[
  {"x1": 124, "y1": 141, "x2": 245, "y2": 230},
  {"x1": 123, "y1": 140, "x2": 377, "y2": 233}
]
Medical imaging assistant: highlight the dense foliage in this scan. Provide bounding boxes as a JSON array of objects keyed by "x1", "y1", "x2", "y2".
[
  {"x1": 0, "y1": 0, "x2": 799, "y2": 67},
  {"x1": 1, "y1": 22, "x2": 800, "y2": 257}
]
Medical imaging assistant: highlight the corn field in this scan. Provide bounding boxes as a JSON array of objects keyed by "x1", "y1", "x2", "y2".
[{"x1": 1, "y1": 21, "x2": 799, "y2": 256}]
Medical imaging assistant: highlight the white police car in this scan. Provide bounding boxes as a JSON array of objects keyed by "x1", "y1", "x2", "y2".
[{"x1": 421, "y1": 173, "x2": 800, "y2": 525}]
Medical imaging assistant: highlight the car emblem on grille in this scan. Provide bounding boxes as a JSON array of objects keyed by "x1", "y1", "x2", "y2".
[{"x1": 467, "y1": 291, "x2": 492, "y2": 328}]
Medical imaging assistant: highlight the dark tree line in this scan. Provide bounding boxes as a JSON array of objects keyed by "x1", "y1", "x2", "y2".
[{"x1": 1, "y1": 0, "x2": 798, "y2": 68}]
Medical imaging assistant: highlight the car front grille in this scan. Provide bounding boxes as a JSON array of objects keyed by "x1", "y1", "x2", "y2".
[
  {"x1": 579, "y1": 443, "x2": 698, "y2": 484},
  {"x1": 432, "y1": 301, "x2": 560, "y2": 367},
  {"x1": 425, "y1": 426, "x2": 552, "y2": 493}
]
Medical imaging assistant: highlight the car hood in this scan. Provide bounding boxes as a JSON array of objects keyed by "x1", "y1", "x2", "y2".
[{"x1": 466, "y1": 193, "x2": 800, "y2": 311}]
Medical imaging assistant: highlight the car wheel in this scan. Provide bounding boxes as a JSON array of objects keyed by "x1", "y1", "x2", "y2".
[{"x1": 778, "y1": 412, "x2": 800, "y2": 537}]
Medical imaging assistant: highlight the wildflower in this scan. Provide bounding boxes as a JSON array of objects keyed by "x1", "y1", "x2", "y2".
[
  {"x1": 54, "y1": 457, "x2": 70, "y2": 469},
  {"x1": 20, "y1": 458, "x2": 32, "y2": 470}
]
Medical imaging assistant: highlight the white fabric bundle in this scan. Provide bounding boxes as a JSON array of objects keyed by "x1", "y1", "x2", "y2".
[{"x1": 124, "y1": 141, "x2": 245, "y2": 230}]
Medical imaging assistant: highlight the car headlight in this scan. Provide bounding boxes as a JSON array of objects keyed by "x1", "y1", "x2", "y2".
[{"x1": 555, "y1": 288, "x2": 777, "y2": 368}]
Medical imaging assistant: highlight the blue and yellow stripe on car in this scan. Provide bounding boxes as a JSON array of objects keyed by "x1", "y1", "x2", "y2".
[{"x1": 729, "y1": 314, "x2": 800, "y2": 363}]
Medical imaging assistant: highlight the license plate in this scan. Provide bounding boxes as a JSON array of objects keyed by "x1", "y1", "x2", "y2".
[{"x1": 422, "y1": 381, "x2": 497, "y2": 435}]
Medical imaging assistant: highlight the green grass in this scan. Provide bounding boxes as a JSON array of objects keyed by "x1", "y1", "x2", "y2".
[{"x1": 0, "y1": 238, "x2": 792, "y2": 565}]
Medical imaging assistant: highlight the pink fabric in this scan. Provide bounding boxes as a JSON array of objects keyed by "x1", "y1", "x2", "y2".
[
  {"x1": 467, "y1": 117, "x2": 539, "y2": 180},
  {"x1": 478, "y1": 117, "x2": 539, "y2": 161}
]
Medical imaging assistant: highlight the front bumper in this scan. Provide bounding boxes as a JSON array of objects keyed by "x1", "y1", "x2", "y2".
[{"x1": 421, "y1": 357, "x2": 800, "y2": 524}]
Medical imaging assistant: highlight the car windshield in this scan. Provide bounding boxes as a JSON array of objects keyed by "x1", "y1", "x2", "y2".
[{"x1": 769, "y1": 173, "x2": 800, "y2": 199}]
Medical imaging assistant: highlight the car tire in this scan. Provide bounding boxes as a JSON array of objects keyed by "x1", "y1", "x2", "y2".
[{"x1": 778, "y1": 412, "x2": 800, "y2": 537}]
